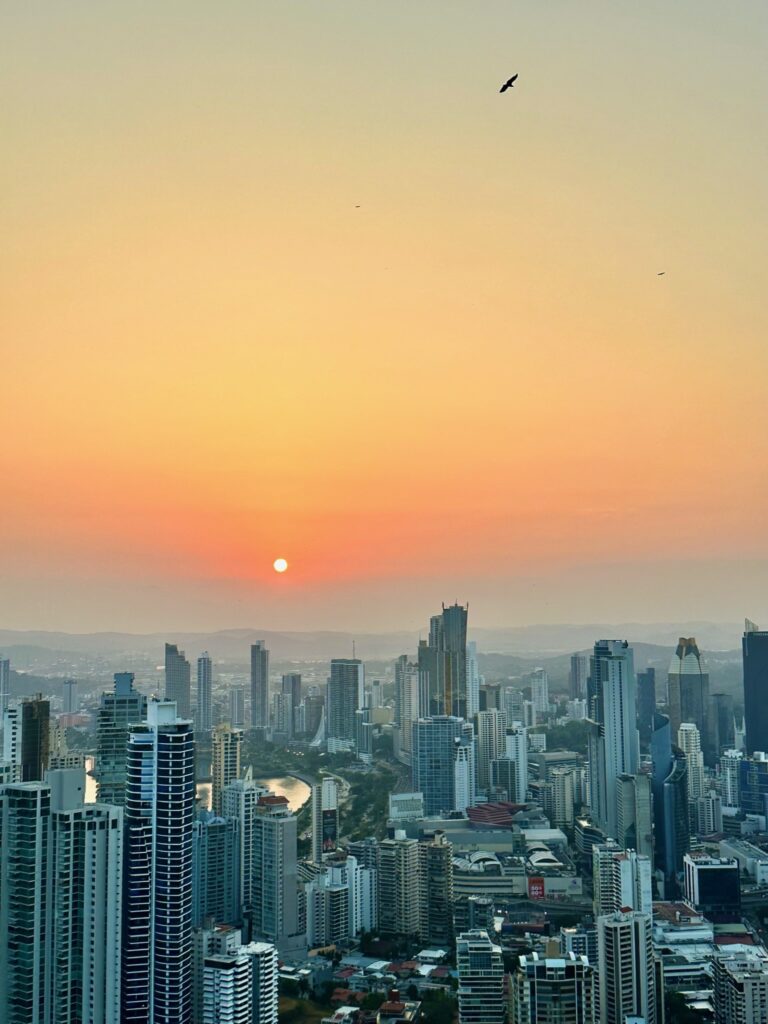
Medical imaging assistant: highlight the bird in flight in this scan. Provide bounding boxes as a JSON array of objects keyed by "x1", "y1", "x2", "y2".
[
  {"x1": 657, "y1": 272, "x2": 665, "y2": 276},
  {"x1": 500, "y1": 74, "x2": 518, "y2": 93}
]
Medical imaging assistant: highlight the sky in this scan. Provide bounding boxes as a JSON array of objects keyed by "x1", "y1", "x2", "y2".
[{"x1": 2, "y1": 2, "x2": 767, "y2": 633}]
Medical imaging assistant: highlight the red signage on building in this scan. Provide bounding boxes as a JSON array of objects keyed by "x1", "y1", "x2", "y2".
[{"x1": 528, "y1": 877, "x2": 545, "y2": 900}]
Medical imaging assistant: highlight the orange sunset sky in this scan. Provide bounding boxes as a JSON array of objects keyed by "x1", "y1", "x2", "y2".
[{"x1": 2, "y1": 2, "x2": 767, "y2": 632}]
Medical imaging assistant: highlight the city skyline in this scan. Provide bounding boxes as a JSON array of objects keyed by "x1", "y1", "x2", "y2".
[{"x1": 2, "y1": 3, "x2": 768, "y2": 633}]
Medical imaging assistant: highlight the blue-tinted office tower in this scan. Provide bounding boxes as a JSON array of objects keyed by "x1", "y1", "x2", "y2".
[
  {"x1": 413, "y1": 715, "x2": 475, "y2": 815},
  {"x1": 418, "y1": 603, "x2": 469, "y2": 719},
  {"x1": 742, "y1": 620, "x2": 768, "y2": 756},
  {"x1": 738, "y1": 753, "x2": 768, "y2": 817},
  {"x1": 637, "y1": 668, "x2": 656, "y2": 747},
  {"x1": 651, "y1": 712, "x2": 690, "y2": 898},
  {"x1": 122, "y1": 700, "x2": 195, "y2": 1024},
  {"x1": 586, "y1": 640, "x2": 639, "y2": 839}
]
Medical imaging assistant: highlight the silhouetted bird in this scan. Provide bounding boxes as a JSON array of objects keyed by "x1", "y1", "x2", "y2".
[
  {"x1": 657, "y1": 272, "x2": 665, "y2": 276},
  {"x1": 500, "y1": 74, "x2": 518, "y2": 93}
]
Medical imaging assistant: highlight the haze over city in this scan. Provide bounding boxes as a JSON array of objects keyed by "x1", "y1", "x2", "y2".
[{"x1": 3, "y1": 2, "x2": 768, "y2": 633}]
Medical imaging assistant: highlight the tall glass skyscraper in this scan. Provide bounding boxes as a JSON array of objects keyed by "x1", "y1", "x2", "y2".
[
  {"x1": 418, "y1": 603, "x2": 468, "y2": 719},
  {"x1": 743, "y1": 620, "x2": 768, "y2": 757},
  {"x1": 164, "y1": 644, "x2": 192, "y2": 719},
  {"x1": 412, "y1": 715, "x2": 476, "y2": 815},
  {"x1": 94, "y1": 672, "x2": 147, "y2": 807},
  {"x1": 250, "y1": 641, "x2": 269, "y2": 730},
  {"x1": 122, "y1": 700, "x2": 195, "y2": 1024},
  {"x1": 586, "y1": 640, "x2": 639, "y2": 839},
  {"x1": 326, "y1": 659, "x2": 363, "y2": 752},
  {"x1": 196, "y1": 652, "x2": 213, "y2": 734},
  {"x1": 668, "y1": 638, "x2": 711, "y2": 760}
]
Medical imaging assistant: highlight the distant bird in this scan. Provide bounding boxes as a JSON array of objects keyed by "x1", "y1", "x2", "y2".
[
  {"x1": 657, "y1": 271, "x2": 665, "y2": 276},
  {"x1": 499, "y1": 74, "x2": 518, "y2": 93}
]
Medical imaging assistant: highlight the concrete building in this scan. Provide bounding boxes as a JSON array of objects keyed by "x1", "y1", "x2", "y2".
[
  {"x1": 678, "y1": 722, "x2": 706, "y2": 801},
  {"x1": 456, "y1": 930, "x2": 505, "y2": 1024},
  {"x1": 165, "y1": 643, "x2": 192, "y2": 719},
  {"x1": 197, "y1": 652, "x2": 213, "y2": 734},
  {"x1": 510, "y1": 951, "x2": 595, "y2": 1024},
  {"x1": 192, "y1": 812, "x2": 240, "y2": 928},
  {"x1": 250, "y1": 641, "x2": 270, "y2": 730},
  {"x1": 222, "y1": 769, "x2": 268, "y2": 913},
  {"x1": 312, "y1": 777, "x2": 340, "y2": 863},
  {"x1": 378, "y1": 832, "x2": 420, "y2": 937},
  {"x1": 0, "y1": 656, "x2": 9, "y2": 724},
  {"x1": 615, "y1": 772, "x2": 653, "y2": 858},
  {"x1": 418, "y1": 830, "x2": 454, "y2": 947},
  {"x1": 569, "y1": 653, "x2": 589, "y2": 701},
  {"x1": 212, "y1": 723, "x2": 242, "y2": 816},
  {"x1": 668, "y1": 639, "x2": 711, "y2": 760},
  {"x1": 596, "y1": 910, "x2": 659, "y2": 1024},
  {"x1": 418, "y1": 602, "x2": 469, "y2": 719},
  {"x1": 683, "y1": 853, "x2": 741, "y2": 920},
  {"x1": 412, "y1": 715, "x2": 475, "y2": 816},
  {"x1": 251, "y1": 794, "x2": 300, "y2": 946},
  {"x1": 742, "y1": 620, "x2": 768, "y2": 758},
  {"x1": 593, "y1": 842, "x2": 652, "y2": 916},
  {"x1": 476, "y1": 708, "x2": 507, "y2": 792},
  {"x1": 393, "y1": 656, "x2": 421, "y2": 766},
  {"x1": 326, "y1": 659, "x2": 364, "y2": 753},
  {"x1": 713, "y1": 951, "x2": 768, "y2": 1024}
]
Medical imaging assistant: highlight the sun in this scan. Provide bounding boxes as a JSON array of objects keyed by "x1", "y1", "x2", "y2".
[{"x1": 273, "y1": 557, "x2": 288, "y2": 573}]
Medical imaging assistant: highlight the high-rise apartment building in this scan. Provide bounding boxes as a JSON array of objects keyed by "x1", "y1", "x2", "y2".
[
  {"x1": 678, "y1": 722, "x2": 706, "y2": 801},
  {"x1": 530, "y1": 668, "x2": 550, "y2": 716},
  {"x1": 197, "y1": 652, "x2": 213, "y2": 734},
  {"x1": 311, "y1": 777, "x2": 339, "y2": 863},
  {"x1": 713, "y1": 951, "x2": 768, "y2": 1024},
  {"x1": 592, "y1": 842, "x2": 652, "y2": 916},
  {"x1": 720, "y1": 748, "x2": 744, "y2": 811},
  {"x1": 0, "y1": 656, "x2": 9, "y2": 724},
  {"x1": 241, "y1": 941, "x2": 279, "y2": 1024},
  {"x1": 62, "y1": 677, "x2": 79, "y2": 714},
  {"x1": 743, "y1": 620, "x2": 768, "y2": 758},
  {"x1": 302, "y1": 693, "x2": 324, "y2": 740},
  {"x1": 456, "y1": 930, "x2": 505, "y2": 1024},
  {"x1": 122, "y1": 700, "x2": 196, "y2": 1024},
  {"x1": 202, "y1": 946, "x2": 253, "y2": 1024},
  {"x1": 326, "y1": 658, "x2": 364, "y2": 752},
  {"x1": 569, "y1": 653, "x2": 589, "y2": 701},
  {"x1": 165, "y1": 643, "x2": 192, "y2": 719},
  {"x1": 393, "y1": 655, "x2": 421, "y2": 766},
  {"x1": 14, "y1": 695, "x2": 50, "y2": 782},
  {"x1": 596, "y1": 910, "x2": 660, "y2": 1024},
  {"x1": 711, "y1": 691, "x2": 735, "y2": 756},
  {"x1": 281, "y1": 673, "x2": 302, "y2": 737},
  {"x1": 637, "y1": 667, "x2": 656, "y2": 745},
  {"x1": 250, "y1": 641, "x2": 270, "y2": 730},
  {"x1": 93, "y1": 672, "x2": 147, "y2": 807},
  {"x1": 587, "y1": 640, "x2": 639, "y2": 839},
  {"x1": 418, "y1": 603, "x2": 469, "y2": 719},
  {"x1": 212, "y1": 722, "x2": 242, "y2": 816},
  {"x1": 668, "y1": 638, "x2": 711, "y2": 760},
  {"x1": 418, "y1": 830, "x2": 454, "y2": 947},
  {"x1": 192, "y1": 812, "x2": 240, "y2": 928},
  {"x1": 697, "y1": 789, "x2": 723, "y2": 835},
  {"x1": 378, "y1": 832, "x2": 420, "y2": 937},
  {"x1": 251, "y1": 794, "x2": 300, "y2": 946},
  {"x1": 476, "y1": 708, "x2": 507, "y2": 792},
  {"x1": 510, "y1": 952, "x2": 595, "y2": 1024},
  {"x1": 412, "y1": 715, "x2": 476, "y2": 815},
  {"x1": 229, "y1": 686, "x2": 246, "y2": 729},
  {"x1": 222, "y1": 769, "x2": 268, "y2": 913},
  {"x1": 0, "y1": 769, "x2": 123, "y2": 1024}
]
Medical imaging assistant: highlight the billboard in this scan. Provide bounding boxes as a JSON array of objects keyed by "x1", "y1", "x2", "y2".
[{"x1": 528, "y1": 877, "x2": 545, "y2": 900}]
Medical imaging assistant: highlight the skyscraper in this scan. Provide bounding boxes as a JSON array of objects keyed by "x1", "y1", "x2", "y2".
[
  {"x1": 250, "y1": 794, "x2": 300, "y2": 946},
  {"x1": 311, "y1": 777, "x2": 339, "y2": 863},
  {"x1": 529, "y1": 668, "x2": 550, "y2": 716},
  {"x1": 165, "y1": 643, "x2": 192, "y2": 719},
  {"x1": 202, "y1": 946, "x2": 252, "y2": 1024},
  {"x1": 456, "y1": 930, "x2": 505, "y2": 1024},
  {"x1": 677, "y1": 722, "x2": 705, "y2": 801},
  {"x1": 419, "y1": 602, "x2": 469, "y2": 719},
  {"x1": 211, "y1": 723, "x2": 242, "y2": 816},
  {"x1": 222, "y1": 769, "x2": 268, "y2": 914},
  {"x1": 586, "y1": 640, "x2": 639, "y2": 838},
  {"x1": 418, "y1": 830, "x2": 454, "y2": 947},
  {"x1": 0, "y1": 656, "x2": 9, "y2": 724},
  {"x1": 668, "y1": 638, "x2": 711, "y2": 760},
  {"x1": 281, "y1": 672, "x2": 302, "y2": 737},
  {"x1": 229, "y1": 686, "x2": 246, "y2": 729},
  {"x1": 713, "y1": 951, "x2": 768, "y2": 1024},
  {"x1": 651, "y1": 711, "x2": 690, "y2": 899},
  {"x1": 637, "y1": 667, "x2": 656, "y2": 745},
  {"x1": 250, "y1": 641, "x2": 269, "y2": 730},
  {"x1": 192, "y1": 812, "x2": 240, "y2": 928},
  {"x1": 510, "y1": 952, "x2": 595, "y2": 1024},
  {"x1": 326, "y1": 658, "x2": 363, "y2": 753},
  {"x1": 569, "y1": 653, "x2": 589, "y2": 701},
  {"x1": 62, "y1": 677, "x2": 79, "y2": 714},
  {"x1": 393, "y1": 655, "x2": 420, "y2": 766},
  {"x1": 0, "y1": 769, "x2": 123, "y2": 1024},
  {"x1": 615, "y1": 771, "x2": 653, "y2": 859},
  {"x1": 20, "y1": 695, "x2": 50, "y2": 782},
  {"x1": 377, "y1": 832, "x2": 420, "y2": 937},
  {"x1": 476, "y1": 708, "x2": 507, "y2": 792},
  {"x1": 596, "y1": 910, "x2": 660, "y2": 1024},
  {"x1": 592, "y1": 842, "x2": 652, "y2": 916},
  {"x1": 93, "y1": 672, "x2": 147, "y2": 807},
  {"x1": 742, "y1": 620, "x2": 768, "y2": 757},
  {"x1": 122, "y1": 700, "x2": 196, "y2": 1024},
  {"x1": 197, "y1": 652, "x2": 213, "y2": 734},
  {"x1": 710, "y1": 691, "x2": 735, "y2": 757},
  {"x1": 412, "y1": 715, "x2": 476, "y2": 815}
]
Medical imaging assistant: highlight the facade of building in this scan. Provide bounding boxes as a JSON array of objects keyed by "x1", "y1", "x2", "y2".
[
  {"x1": 743, "y1": 620, "x2": 768, "y2": 759},
  {"x1": 326, "y1": 659, "x2": 364, "y2": 752},
  {"x1": 593, "y1": 842, "x2": 652, "y2": 916},
  {"x1": 476, "y1": 708, "x2": 507, "y2": 793},
  {"x1": 418, "y1": 830, "x2": 454, "y2": 947},
  {"x1": 569, "y1": 654, "x2": 589, "y2": 701},
  {"x1": 212, "y1": 723, "x2": 242, "y2": 816},
  {"x1": 192, "y1": 812, "x2": 240, "y2": 928},
  {"x1": 652, "y1": 712, "x2": 690, "y2": 898},
  {"x1": 393, "y1": 656, "x2": 421, "y2": 766},
  {"x1": 596, "y1": 910, "x2": 659, "y2": 1024},
  {"x1": 510, "y1": 952, "x2": 595, "y2": 1024},
  {"x1": 93, "y1": 672, "x2": 147, "y2": 807},
  {"x1": 165, "y1": 643, "x2": 192, "y2": 719},
  {"x1": 250, "y1": 641, "x2": 270, "y2": 731},
  {"x1": 683, "y1": 853, "x2": 741, "y2": 920},
  {"x1": 456, "y1": 930, "x2": 505, "y2": 1024},
  {"x1": 713, "y1": 952, "x2": 768, "y2": 1024},
  {"x1": 377, "y1": 832, "x2": 420, "y2": 937},
  {"x1": 412, "y1": 715, "x2": 476, "y2": 816},
  {"x1": 311, "y1": 777, "x2": 340, "y2": 863},
  {"x1": 668, "y1": 638, "x2": 711, "y2": 759},
  {"x1": 197, "y1": 652, "x2": 213, "y2": 734},
  {"x1": 0, "y1": 656, "x2": 9, "y2": 724},
  {"x1": 122, "y1": 700, "x2": 196, "y2": 1024},
  {"x1": 418, "y1": 603, "x2": 469, "y2": 719},
  {"x1": 586, "y1": 640, "x2": 639, "y2": 839},
  {"x1": 251, "y1": 795, "x2": 300, "y2": 946}
]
